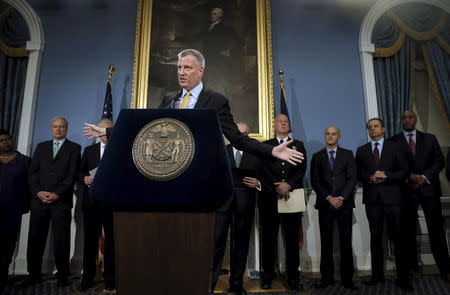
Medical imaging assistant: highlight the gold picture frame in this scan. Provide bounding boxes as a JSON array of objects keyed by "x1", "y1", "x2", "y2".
[{"x1": 131, "y1": 0, "x2": 274, "y2": 141}]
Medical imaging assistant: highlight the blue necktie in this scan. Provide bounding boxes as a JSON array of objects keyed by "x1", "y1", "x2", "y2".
[{"x1": 329, "y1": 150, "x2": 335, "y2": 169}]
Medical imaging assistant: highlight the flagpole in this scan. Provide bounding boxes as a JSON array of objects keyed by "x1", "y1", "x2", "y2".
[
  {"x1": 278, "y1": 69, "x2": 286, "y2": 97},
  {"x1": 101, "y1": 65, "x2": 116, "y2": 121}
]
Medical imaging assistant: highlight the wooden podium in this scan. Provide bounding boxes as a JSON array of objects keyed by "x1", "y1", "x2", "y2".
[{"x1": 90, "y1": 109, "x2": 233, "y2": 295}]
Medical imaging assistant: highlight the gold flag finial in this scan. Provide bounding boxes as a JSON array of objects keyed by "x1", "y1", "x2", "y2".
[
  {"x1": 107, "y1": 64, "x2": 116, "y2": 80},
  {"x1": 278, "y1": 69, "x2": 284, "y2": 82}
]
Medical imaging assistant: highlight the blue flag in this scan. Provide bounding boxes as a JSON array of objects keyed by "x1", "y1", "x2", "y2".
[{"x1": 102, "y1": 80, "x2": 113, "y2": 120}]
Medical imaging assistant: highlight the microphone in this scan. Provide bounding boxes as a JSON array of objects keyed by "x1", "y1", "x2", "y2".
[{"x1": 171, "y1": 96, "x2": 179, "y2": 109}]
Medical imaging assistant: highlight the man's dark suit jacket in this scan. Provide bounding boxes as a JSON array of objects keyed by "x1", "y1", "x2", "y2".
[
  {"x1": 79, "y1": 143, "x2": 101, "y2": 209},
  {"x1": 355, "y1": 140, "x2": 408, "y2": 205},
  {"x1": 311, "y1": 147, "x2": 357, "y2": 209},
  {"x1": 28, "y1": 139, "x2": 81, "y2": 208},
  {"x1": 226, "y1": 144, "x2": 260, "y2": 191},
  {"x1": 158, "y1": 87, "x2": 273, "y2": 158},
  {"x1": 389, "y1": 130, "x2": 444, "y2": 197},
  {"x1": 446, "y1": 148, "x2": 450, "y2": 181},
  {"x1": 260, "y1": 138, "x2": 306, "y2": 192}
]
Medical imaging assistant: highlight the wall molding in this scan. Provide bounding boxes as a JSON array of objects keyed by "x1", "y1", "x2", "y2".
[
  {"x1": 5, "y1": 0, "x2": 44, "y2": 155},
  {"x1": 359, "y1": 0, "x2": 450, "y2": 123}
]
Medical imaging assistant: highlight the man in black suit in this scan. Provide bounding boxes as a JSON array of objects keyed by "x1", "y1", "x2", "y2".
[
  {"x1": 311, "y1": 126, "x2": 357, "y2": 290},
  {"x1": 83, "y1": 49, "x2": 304, "y2": 164},
  {"x1": 389, "y1": 110, "x2": 450, "y2": 281},
  {"x1": 258, "y1": 114, "x2": 307, "y2": 291},
  {"x1": 355, "y1": 118, "x2": 411, "y2": 291},
  {"x1": 211, "y1": 122, "x2": 261, "y2": 295},
  {"x1": 26, "y1": 117, "x2": 80, "y2": 287},
  {"x1": 79, "y1": 118, "x2": 115, "y2": 292}
]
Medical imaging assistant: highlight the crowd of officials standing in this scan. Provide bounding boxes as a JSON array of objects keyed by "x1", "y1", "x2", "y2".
[
  {"x1": 1, "y1": 109, "x2": 449, "y2": 294},
  {"x1": 1, "y1": 48, "x2": 450, "y2": 295}
]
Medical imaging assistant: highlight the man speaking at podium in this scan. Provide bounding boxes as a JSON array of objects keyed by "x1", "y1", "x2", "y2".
[{"x1": 83, "y1": 49, "x2": 304, "y2": 164}]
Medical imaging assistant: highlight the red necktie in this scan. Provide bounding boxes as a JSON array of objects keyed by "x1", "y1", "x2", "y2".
[
  {"x1": 373, "y1": 142, "x2": 379, "y2": 163},
  {"x1": 408, "y1": 133, "x2": 416, "y2": 155}
]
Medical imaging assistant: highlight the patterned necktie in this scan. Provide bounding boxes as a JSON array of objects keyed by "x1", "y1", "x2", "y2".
[
  {"x1": 53, "y1": 141, "x2": 60, "y2": 158},
  {"x1": 408, "y1": 133, "x2": 416, "y2": 155},
  {"x1": 235, "y1": 150, "x2": 242, "y2": 168},
  {"x1": 180, "y1": 91, "x2": 191, "y2": 109},
  {"x1": 373, "y1": 142, "x2": 379, "y2": 163},
  {"x1": 329, "y1": 150, "x2": 335, "y2": 169}
]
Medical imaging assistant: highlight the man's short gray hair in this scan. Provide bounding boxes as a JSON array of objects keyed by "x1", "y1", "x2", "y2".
[
  {"x1": 178, "y1": 49, "x2": 206, "y2": 68},
  {"x1": 51, "y1": 117, "x2": 68, "y2": 128},
  {"x1": 212, "y1": 7, "x2": 224, "y2": 17},
  {"x1": 97, "y1": 118, "x2": 114, "y2": 126}
]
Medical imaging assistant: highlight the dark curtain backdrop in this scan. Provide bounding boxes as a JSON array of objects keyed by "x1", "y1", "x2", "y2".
[
  {"x1": 0, "y1": 3, "x2": 29, "y2": 143},
  {"x1": 425, "y1": 40, "x2": 450, "y2": 127}
]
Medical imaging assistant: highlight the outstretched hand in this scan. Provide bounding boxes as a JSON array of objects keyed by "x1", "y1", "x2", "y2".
[
  {"x1": 271, "y1": 139, "x2": 304, "y2": 165},
  {"x1": 83, "y1": 123, "x2": 106, "y2": 139}
]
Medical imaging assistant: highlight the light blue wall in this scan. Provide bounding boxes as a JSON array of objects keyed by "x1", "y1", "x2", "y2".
[
  {"x1": 271, "y1": 0, "x2": 371, "y2": 184},
  {"x1": 28, "y1": 0, "x2": 137, "y2": 150},
  {"x1": 28, "y1": 0, "x2": 371, "y2": 183}
]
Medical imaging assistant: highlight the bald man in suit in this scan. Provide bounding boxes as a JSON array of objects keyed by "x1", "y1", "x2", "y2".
[{"x1": 311, "y1": 126, "x2": 357, "y2": 290}]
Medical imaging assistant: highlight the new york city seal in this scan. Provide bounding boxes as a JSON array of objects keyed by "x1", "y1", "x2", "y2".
[{"x1": 132, "y1": 118, "x2": 195, "y2": 181}]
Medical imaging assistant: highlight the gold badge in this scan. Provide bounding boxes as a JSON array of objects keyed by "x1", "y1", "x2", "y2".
[{"x1": 132, "y1": 118, "x2": 195, "y2": 181}]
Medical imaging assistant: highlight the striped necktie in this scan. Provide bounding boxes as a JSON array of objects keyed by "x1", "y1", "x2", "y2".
[
  {"x1": 53, "y1": 141, "x2": 60, "y2": 158},
  {"x1": 235, "y1": 150, "x2": 242, "y2": 168}
]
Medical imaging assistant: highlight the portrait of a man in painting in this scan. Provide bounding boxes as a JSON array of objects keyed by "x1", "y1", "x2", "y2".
[{"x1": 147, "y1": 0, "x2": 259, "y2": 132}]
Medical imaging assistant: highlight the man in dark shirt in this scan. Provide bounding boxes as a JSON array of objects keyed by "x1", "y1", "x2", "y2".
[{"x1": 0, "y1": 129, "x2": 31, "y2": 293}]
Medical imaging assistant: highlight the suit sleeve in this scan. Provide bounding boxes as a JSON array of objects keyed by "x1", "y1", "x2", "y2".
[
  {"x1": 310, "y1": 153, "x2": 330, "y2": 199},
  {"x1": 28, "y1": 144, "x2": 42, "y2": 197},
  {"x1": 22, "y1": 157, "x2": 32, "y2": 213},
  {"x1": 78, "y1": 148, "x2": 90, "y2": 185},
  {"x1": 385, "y1": 143, "x2": 409, "y2": 182},
  {"x1": 158, "y1": 94, "x2": 174, "y2": 109},
  {"x1": 54, "y1": 144, "x2": 81, "y2": 196},
  {"x1": 421, "y1": 135, "x2": 444, "y2": 182},
  {"x1": 217, "y1": 97, "x2": 273, "y2": 158},
  {"x1": 355, "y1": 147, "x2": 372, "y2": 183},
  {"x1": 286, "y1": 142, "x2": 306, "y2": 188},
  {"x1": 339, "y1": 151, "x2": 357, "y2": 200},
  {"x1": 106, "y1": 128, "x2": 113, "y2": 140},
  {"x1": 446, "y1": 149, "x2": 450, "y2": 181}
]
